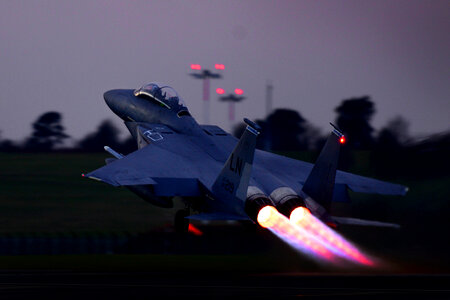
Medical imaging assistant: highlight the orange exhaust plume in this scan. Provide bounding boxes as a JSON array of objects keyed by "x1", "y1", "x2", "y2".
[
  {"x1": 257, "y1": 206, "x2": 335, "y2": 262},
  {"x1": 257, "y1": 206, "x2": 278, "y2": 228},
  {"x1": 290, "y1": 207, "x2": 374, "y2": 266}
]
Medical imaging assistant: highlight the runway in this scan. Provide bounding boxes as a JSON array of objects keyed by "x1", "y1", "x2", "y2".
[{"x1": 0, "y1": 271, "x2": 448, "y2": 299}]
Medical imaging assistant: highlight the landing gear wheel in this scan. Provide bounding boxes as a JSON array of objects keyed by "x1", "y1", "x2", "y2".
[{"x1": 174, "y1": 209, "x2": 190, "y2": 234}]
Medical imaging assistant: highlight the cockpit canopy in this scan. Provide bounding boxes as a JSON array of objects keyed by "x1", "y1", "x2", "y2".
[{"x1": 134, "y1": 83, "x2": 189, "y2": 114}]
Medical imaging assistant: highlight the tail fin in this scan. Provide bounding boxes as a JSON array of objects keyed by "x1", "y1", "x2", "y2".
[
  {"x1": 301, "y1": 123, "x2": 344, "y2": 210},
  {"x1": 212, "y1": 118, "x2": 260, "y2": 204}
]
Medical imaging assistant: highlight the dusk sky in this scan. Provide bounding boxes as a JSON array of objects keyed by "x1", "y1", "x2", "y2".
[{"x1": 0, "y1": 0, "x2": 448, "y2": 143}]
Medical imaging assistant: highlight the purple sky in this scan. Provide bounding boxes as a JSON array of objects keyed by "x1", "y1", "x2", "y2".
[{"x1": 0, "y1": 0, "x2": 448, "y2": 143}]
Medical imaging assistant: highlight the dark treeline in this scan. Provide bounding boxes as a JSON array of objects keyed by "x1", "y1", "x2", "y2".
[
  {"x1": 0, "y1": 112, "x2": 136, "y2": 155},
  {"x1": 232, "y1": 96, "x2": 449, "y2": 180},
  {"x1": 1, "y1": 96, "x2": 448, "y2": 179},
  {"x1": 76, "y1": 120, "x2": 136, "y2": 154}
]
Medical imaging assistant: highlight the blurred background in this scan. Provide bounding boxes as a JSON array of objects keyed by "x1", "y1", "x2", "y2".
[{"x1": 0, "y1": 0, "x2": 448, "y2": 273}]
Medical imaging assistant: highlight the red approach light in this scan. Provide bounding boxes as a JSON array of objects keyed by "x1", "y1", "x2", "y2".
[
  {"x1": 235, "y1": 88, "x2": 244, "y2": 95},
  {"x1": 216, "y1": 88, "x2": 225, "y2": 95},
  {"x1": 340, "y1": 136, "x2": 346, "y2": 144},
  {"x1": 188, "y1": 224, "x2": 203, "y2": 236},
  {"x1": 215, "y1": 64, "x2": 225, "y2": 70},
  {"x1": 190, "y1": 64, "x2": 201, "y2": 70}
]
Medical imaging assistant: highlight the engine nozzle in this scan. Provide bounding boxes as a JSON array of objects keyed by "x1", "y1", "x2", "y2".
[
  {"x1": 270, "y1": 187, "x2": 306, "y2": 217},
  {"x1": 245, "y1": 186, "x2": 275, "y2": 223}
]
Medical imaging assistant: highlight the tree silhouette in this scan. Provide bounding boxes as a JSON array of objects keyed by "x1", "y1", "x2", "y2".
[
  {"x1": 266, "y1": 109, "x2": 308, "y2": 151},
  {"x1": 0, "y1": 140, "x2": 20, "y2": 152},
  {"x1": 24, "y1": 111, "x2": 69, "y2": 151},
  {"x1": 233, "y1": 109, "x2": 315, "y2": 151},
  {"x1": 377, "y1": 116, "x2": 410, "y2": 149},
  {"x1": 78, "y1": 120, "x2": 121, "y2": 152},
  {"x1": 335, "y1": 96, "x2": 375, "y2": 149}
]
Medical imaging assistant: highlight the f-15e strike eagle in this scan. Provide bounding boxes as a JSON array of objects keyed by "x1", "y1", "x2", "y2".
[{"x1": 84, "y1": 82, "x2": 407, "y2": 233}]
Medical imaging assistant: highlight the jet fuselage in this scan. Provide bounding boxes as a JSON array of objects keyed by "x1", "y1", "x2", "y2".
[{"x1": 104, "y1": 89, "x2": 204, "y2": 137}]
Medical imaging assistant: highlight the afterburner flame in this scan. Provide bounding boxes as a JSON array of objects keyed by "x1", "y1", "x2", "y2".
[
  {"x1": 257, "y1": 206, "x2": 334, "y2": 262},
  {"x1": 290, "y1": 207, "x2": 374, "y2": 266},
  {"x1": 290, "y1": 206, "x2": 311, "y2": 223},
  {"x1": 257, "y1": 206, "x2": 278, "y2": 228}
]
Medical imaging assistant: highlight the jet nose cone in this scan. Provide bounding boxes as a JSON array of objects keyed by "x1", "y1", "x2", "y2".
[
  {"x1": 104, "y1": 90, "x2": 118, "y2": 108},
  {"x1": 103, "y1": 89, "x2": 136, "y2": 121},
  {"x1": 104, "y1": 89, "x2": 127, "y2": 119}
]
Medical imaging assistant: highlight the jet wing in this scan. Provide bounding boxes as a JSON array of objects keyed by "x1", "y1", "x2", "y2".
[
  {"x1": 187, "y1": 213, "x2": 249, "y2": 221},
  {"x1": 253, "y1": 150, "x2": 408, "y2": 197},
  {"x1": 332, "y1": 216, "x2": 400, "y2": 229},
  {"x1": 334, "y1": 170, "x2": 408, "y2": 195},
  {"x1": 85, "y1": 123, "x2": 222, "y2": 197},
  {"x1": 86, "y1": 122, "x2": 407, "y2": 198}
]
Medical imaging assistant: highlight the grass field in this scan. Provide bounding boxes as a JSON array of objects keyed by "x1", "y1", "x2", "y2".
[
  {"x1": 0, "y1": 153, "x2": 450, "y2": 233},
  {"x1": 0, "y1": 253, "x2": 280, "y2": 272},
  {"x1": 1, "y1": 152, "x2": 449, "y2": 233},
  {"x1": 0, "y1": 153, "x2": 180, "y2": 233},
  {"x1": 0, "y1": 152, "x2": 449, "y2": 272}
]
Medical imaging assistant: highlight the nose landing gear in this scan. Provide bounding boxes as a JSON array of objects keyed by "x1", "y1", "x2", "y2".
[{"x1": 174, "y1": 209, "x2": 190, "y2": 234}]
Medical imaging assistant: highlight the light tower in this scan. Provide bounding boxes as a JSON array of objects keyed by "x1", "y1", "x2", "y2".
[
  {"x1": 189, "y1": 64, "x2": 224, "y2": 124},
  {"x1": 218, "y1": 88, "x2": 246, "y2": 129},
  {"x1": 266, "y1": 80, "x2": 273, "y2": 116}
]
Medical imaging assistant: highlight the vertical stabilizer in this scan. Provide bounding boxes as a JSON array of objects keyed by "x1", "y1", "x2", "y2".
[
  {"x1": 212, "y1": 119, "x2": 260, "y2": 207},
  {"x1": 302, "y1": 123, "x2": 344, "y2": 210}
]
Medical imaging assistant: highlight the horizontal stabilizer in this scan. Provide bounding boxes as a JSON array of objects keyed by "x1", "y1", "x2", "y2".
[
  {"x1": 333, "y1": 216, "x2": 400, "y2": 229},
  {"x1": 187, "y1": 213, "x2": 249, "y2": 221},
  {"x1": 342, "y1": 176, "x2": 409, "y2": 196}
]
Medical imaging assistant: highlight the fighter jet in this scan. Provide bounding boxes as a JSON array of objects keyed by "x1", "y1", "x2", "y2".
[{"x1": 84, "y1": 82, "x2": 407, "y2": 233}]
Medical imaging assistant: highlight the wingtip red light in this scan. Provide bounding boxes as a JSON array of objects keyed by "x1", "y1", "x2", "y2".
[
  {"x1": 215, "y1": 64, "x2": 225, "y2": 70},
  {"x1": 190, "y1": 64, "x2": 201, "y2": 70},
  {"x1": 340, "y1": 136, "x2": 345, "y2": 144},
  {"x1": 216, "y1": 88, "x2": 225, "y2": 94}
]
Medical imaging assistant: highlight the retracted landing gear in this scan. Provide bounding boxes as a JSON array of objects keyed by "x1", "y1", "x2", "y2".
[{"x1": 174, "y1": 209, "x2": 190, "y2": 234}]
